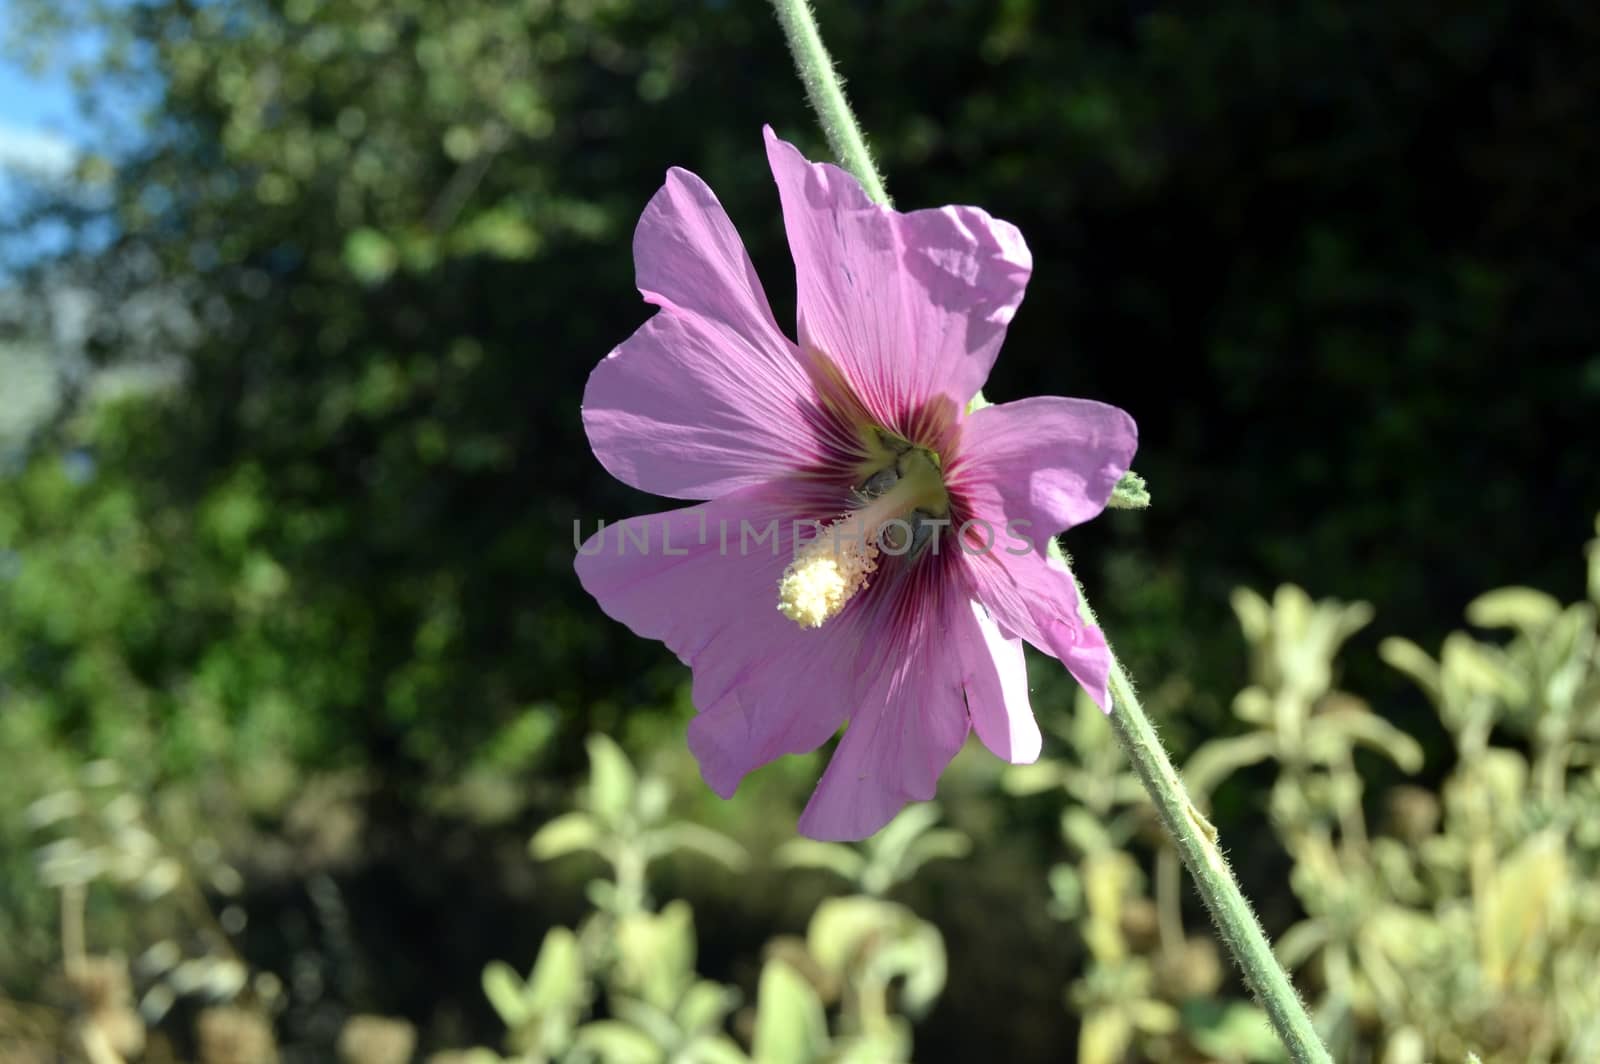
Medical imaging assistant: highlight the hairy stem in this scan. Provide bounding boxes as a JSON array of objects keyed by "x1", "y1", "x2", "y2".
[
  {"x1": 1106, "y1": 662, "x2": 1331, "y2": 1064},
  {"x1": 769, "y1": 0, "x2": 891, "y2": 206}
]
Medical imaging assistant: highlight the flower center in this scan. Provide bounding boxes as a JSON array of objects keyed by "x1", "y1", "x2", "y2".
[{"x1": 776, "y1": 443, "x2": 949, "y2": 629}]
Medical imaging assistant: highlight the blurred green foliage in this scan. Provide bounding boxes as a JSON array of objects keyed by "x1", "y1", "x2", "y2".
[
  {"x1": 3, "y1": 0, "x2": 1600, "y2": 1060},
  {"x1": 8, "y1": 519, "x2": 1599, "y2": 1061}
]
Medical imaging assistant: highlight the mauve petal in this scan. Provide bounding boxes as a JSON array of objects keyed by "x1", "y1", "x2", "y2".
[
  {"x1": 583, "y1": 167, "x2": 821, "y2": 500},
  {"x1": 763, "y1": 127, "x2": 1032, "y2": 434},
  {"x1": 797, "y1": 582, "x2": 972, "y2": 840},
  {"x1": 963, "y1": 547, "x2": 1114, "y2": 709},
  {"x1": 575, "y1": 482, "x2": 863, "y2": 795},
  {"x1": 956, "y1": 598, "x2": 1040, "y2": 764},
  {"x1": 950, "y1": 396, "x2": 1138, "y2": 541}
]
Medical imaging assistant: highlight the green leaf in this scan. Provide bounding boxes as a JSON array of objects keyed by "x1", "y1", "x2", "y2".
[
  {"x1": 1061, "y1": 806, "x2": 1113, "y2": 855},
  {"x1": 897, "y1": 828, "x2": 971, "y2": 882},
  {"x1": 1078, "y1": 1008, "x2": 1134, "y2": 1064},
  {"x1": 614, "y1": 901, "x2": 697, "y2": 1010},
  {"x1": 751, "y1": 959, "x2": 828, "y2": 1064},
  {"x1": 1046, "y1": 863, "x2": 1083, "y2": 920},
  {"x1": 998, "y1": 760, "x2": 1068, "y2": 796},
  {"x1": 773, "y1": 838, "x2": 865, "y2": 883},
  {"x1": 681, "y1": 1034, "x2": 751, "y2": 1064},
  {"x1": 571, "y1": 1020, "x2": 663, "y2": 1064},
  {"x1": 1311, "y1": 709, "x2": 1424, "y2": 773},
  {"x1": 585, "y1": 734, "x2": 637, "y2": 829},
  {"x1": 879, "y1": 922, "x2": 947, "y2": 1017},
  {"x1": 1379, "y1": 637, "x2": 1441, "y2": 703},
  {"x1": 834, "y1": 1029, "x2": 911, "y2": 1064},
  {"x1": 807, "y1": 896, "x2": 895, "y2": 977},
  {"x1": 1183, "y1": 732, "x2": 1278, "y2": 800},
  {"x1": 869, "y1": 802, "x2": 944, "y2": 875},
  {"x1": 647, "y1": 823, "x2": 748, "y2": 872},
  {"x1": 527, "y1": 926, "x2": 586, "y2": 1011},
  {"x1": 1231, "y1": 587, "x2": 1272, "y2": 645},
  {"x1": 1180, "y1": 1000, "x2": 1289, "y2": 1062},
  {"x1": 482, "y1": 960, "x2": 530, "y2": 1028},
  {"x1": 1466, "y1": 586, "x2": 1562, "y2": 632},
  {"x1": 530, "y1": 811, "x2": 604, "y2": 861},
  {"x1": 1106, "y1": 469, "x2": 1150, "y2": 510},
  {"x1": 1273, "y1": 919, "x2": 1329, "y2": 971},
  {"x1": 1441, "y1": 632, "x2": 1521, "y2": 700},
  {"x1": 676, "y1": 979, "x2": 738, "y2": 1035}
]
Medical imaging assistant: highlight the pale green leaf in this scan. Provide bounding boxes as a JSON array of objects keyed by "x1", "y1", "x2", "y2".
[
  {"x1": 1231, "y1": 587, "x2": 1272, "y2": 645},
  {"x1": 1466, "y1": 586, "x2": 1562, "y2": 632},
  {"x1": 999, "y1": 760, "x2": 1068, "y2": 796},
  {"x1": 530, "y1": 812, "x2": 604, "y2": 861},
  {"x1": 482, "y1": 960, "x2": 530, "y2": 1028},
  {"x1": 896, "y1": 828, "x2": 971, "y2": 882},
  {"x1": 676, "y1": 980, "x2": 737, "y2": 1035},
  {"x1": 1106, "y1": 469, "x2": 1150, "y2": 510},
  {"x1": 1183, "y1": 731, "x2": 1278, "y2": 799},
  {"x1": 773, "y1": 838, "x2": 864, "y2": 883},
  {"x1": 751, "y1": 958, "x2": 828, "y2": 1064},
  {"x1": 585, "y1": 734, "x2": 637, "y2": 828},
  {"x1": 527, "y1": 926, "x2": 586, "y2": 1012},
  {"x1": 571, "y1": 1020, "x2": 663, "y2": 1064},
  {"x1": 648, "y1": 823, "x2": 747, "y2": 872},
  {"x1": 1379, "y1": 637, "x2": 1441, "y2": 703},
  {"x1": 681, "y1": 1034, "x2": 750, "y2": 1064},
  {"x1": 1306, "y1": 710, "x2": 1424, "y2": 773}
]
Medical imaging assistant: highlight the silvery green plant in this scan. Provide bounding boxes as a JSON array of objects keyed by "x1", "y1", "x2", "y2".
[
  {"x1": 459, "y1": 735, "x2": 954, "y2": 1064},
  {"x1": 530, "y1": 735, "x2": 747, "y2": 915},
  {"x1": 25, "y1": 761, "x2": 262, "y2": 1028},
  {"x1": 1187, "y1": 515, "x2": 1600, "y2": 1063},
  {"x1": 1359, "y1": 522, "x2": 1600, "y2": 1064},
  {"x1": 773, "y1": 802, "x2": 970, "y2": 897},
  {"x1": 1187, "y1": 586, "x2": 1422, "y2": 850},
  {"x1": 1007, "y1": 693, "x2": 1282, "y2": 1064}
]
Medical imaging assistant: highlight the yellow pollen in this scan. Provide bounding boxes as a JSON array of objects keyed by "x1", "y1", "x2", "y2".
[
  {"x1": 777, "y1": 519, "x2": 879, "y2": 628},
  {"x1": 776, "y1": 444, "x2": 949, "y2": 629}
]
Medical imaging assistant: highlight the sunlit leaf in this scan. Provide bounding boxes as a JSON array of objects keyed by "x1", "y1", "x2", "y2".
[
  {"x1": 527, "y1": 927, "x2": 586, "y2": 1012},
  {"x1": 1379, "y1": 637, "x2": 1441, "y2": 702},
  {"x1": 751, "y1": 958, "x2": 828, "y2": 1064},
  {"x1": 482, "y1": 960, "x2": 530, "y2": 1028},
  {"x1": 571, "y1": 1020, "x2": 662, "y2": 1064},
  {"x1": 1466, "y1": 586, "x2": 1562, "y2": 633},
  {"x1": 530, "y1": 812, "x2": 604, "y2": 861},
  {"x1": 773, "y1": 839, "x2": 865, "y2": 883},
  {"x1": 585, "y1": 734, "x2": 637, "y2": 829},
  {"x1": 647, "y1": 823, "x2": 747, "y2": 873},
  {"x1": 1184, "y1": 731, "x2": 1278, "y2": 800}
]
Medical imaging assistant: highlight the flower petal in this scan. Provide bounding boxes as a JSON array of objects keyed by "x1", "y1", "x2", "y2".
[
  {"x1": 956, "y1": 598, "x2": 1040, "y2": 764},
  {"x1": 763, "y1": 127, "x2": 1032, "y2": 435},
  {"x1": 574, "y1": 482, "x2": 866, "y2": 795},
  {"x1": 797, "y1": 580, "x2": 973, "y2": 840},
  {"x1": 950, "y1": 396, "x2": 1138, "y2": 541},
  {"x1": 963, "y1": 546, "x2": 1114, "y2": 710},
  {"x1": 583, "y1": 167, "x2": 822, "y2": 500}
]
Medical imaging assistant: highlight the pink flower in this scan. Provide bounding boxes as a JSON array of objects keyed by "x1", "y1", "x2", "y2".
[{"x1": 576, "y1": 128, "x2": 1137, "y2": 840}]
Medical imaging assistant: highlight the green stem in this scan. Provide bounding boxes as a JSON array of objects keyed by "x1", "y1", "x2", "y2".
[
  {"x1": 1106, "y1": 661, "x2": 1332, "y2": 1064},
  {"x1": 769, "y1": 0, "x2": 891, "y2": 206}
]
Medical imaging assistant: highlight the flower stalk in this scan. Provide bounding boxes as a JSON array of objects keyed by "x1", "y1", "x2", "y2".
[
  {"x1": 769, "y1": 6, "x2": 1332, "y2": 1061},
  {"x1": 769, "y1": 0, "x2": 891, "y2": 207},
  {"x1": 1105, "y1": 662, "x2": 1331, "y2": 1064}
]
